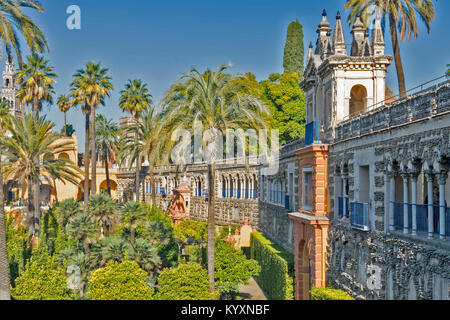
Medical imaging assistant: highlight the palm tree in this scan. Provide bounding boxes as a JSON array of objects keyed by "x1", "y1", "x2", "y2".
[
  {"x1": 119, "y1": 105, "x2": 167, "y2": 204},
  {"x1": 56, "y1": 198, "x2": 82, "y2": 229},
  {"x1": 0, "y1": 0, "x2": 48, "y2": 65},
  {"x1": 161, "y1": 64, "x2": 269, "y2": 291},
  {"x1": 86, "y1": 193, "x2": 118, "y2": 237},
  {"x1": 132, "y1": 238, "x2": 161, "y2": 274},
  {"x1": 67, "y1": 214, "x2": 98, "y2": 257},
  {"x1": 0, "y1": 100, "x2": 12, "y2": 300},
  {"x1": 95, "y1": 114, "x2": 119, "y2": 196},
  {"x1": 72, "y1": 62, "x2": 113, "y2": 197},
  {"x1": 16, "y1": 55, "x2": 57, "y2": 114},
  {"x1": 1, "y1": 112, "x2": 82, "y2": 237},
  {"x1": 120, "y1": 201, "x2": 147, "y2": 246},
  {"x1": 57, "y1": 94, "x2": 71, "y2": 130},
  {"x1": 119, "y1": 79, "x2": 153, "y2": 202},
  {"x1": 101, "y1": 236, "x2": 130, "y2": 263},
  {"x1": 345, "y1": 0, "x2": 435, "y2": 98}
]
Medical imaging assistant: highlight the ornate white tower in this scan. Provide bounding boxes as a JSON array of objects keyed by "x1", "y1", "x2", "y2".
[
  {"x1": 301, "y1": 11, "x2": 393, "y2": 134},
  {"x1": 1, "y1": 55, "x2": 23, "y2": 117}
]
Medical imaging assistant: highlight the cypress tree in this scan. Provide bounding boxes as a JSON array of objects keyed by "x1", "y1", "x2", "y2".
[{"x1": 283, "y1": 20, "x2": 305, "y2": 80}]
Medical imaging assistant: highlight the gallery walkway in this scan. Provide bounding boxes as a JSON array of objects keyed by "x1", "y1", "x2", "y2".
[{"x1": 238, "y1": 277, "x2": 268, "y2": 300}]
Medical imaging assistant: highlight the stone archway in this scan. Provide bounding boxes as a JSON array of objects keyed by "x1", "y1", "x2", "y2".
[
  {"x1": 349, "y1": 84, "x2": 367, "y2": 116},
  {"x1": 77, "y1": 180, "x2": 92, "y2": 201},
  {"x1": 296, "y1": 240, "x2": 311, "y2": 300}
]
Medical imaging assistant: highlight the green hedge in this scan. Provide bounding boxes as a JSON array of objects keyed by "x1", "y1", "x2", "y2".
[
  {"x1": 250, "y1": 232, "x2": 294, "y2": 300},
  {"x1": 311, "y1": 286, "x2": 355, "y2": 300}
]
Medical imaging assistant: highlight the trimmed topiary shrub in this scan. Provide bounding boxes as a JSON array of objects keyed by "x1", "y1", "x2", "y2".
[
  {"x1": 87, "y1": 260, "x2": 154, "y2": 300},
  {"x1": 11, "y1": 248, "x2": 73, "y2": 300},
  {"x1": 154, "y1": 263, "x2": 219, "y2": 300},
  {"x1": 250, "y1": 232, "x2": 294, "y2": 300},
  {"x1": 311, "y1": 286, "x2": 355, "y2": 300}
]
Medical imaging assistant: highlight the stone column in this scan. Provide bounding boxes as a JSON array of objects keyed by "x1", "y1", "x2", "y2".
[
  {"x1": 384, "y1": 173, "x2": 389, "y2": 233},
  {"x1": 438, "y1": 171, "x2": 448, "y2": 239},
  {"x1": 411, "y1": 173, "x2": 418, "y2": 236},
  {"x1": 343, "y1": 175, "x2": 348, "y2": 219},
  {"x1": 334, "y1": 172, "x2": 341, "y2": 220},
  {"x1": 389, "y1": 172, "x2": 395, "y2": 232},
  {"x1": 425, "y1": 170, "x2": 434, "y2": 239},
  {"x1": 402, "y1": 173, "x2": 409, "y2": 234}
]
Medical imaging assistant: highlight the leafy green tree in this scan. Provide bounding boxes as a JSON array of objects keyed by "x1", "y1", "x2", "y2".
[
  {"x1": 162, "y1": 64, "x2": 269, "y2": 291},
  {"x1": 95, "y1": 114, "x2": 119, "y2": 196},
  {"x1": 213, "y1": 241, "x2": 260, "y2": 299},
  {"x1": 346, "y1": 0, "x2": 435, "y2": 98},
  {"x1": 11, "y1": 248, "x2": 73, "y2": 300},
  {"x1": 87, "y1": 193, "x2": 118, "y2": 236},
  {"x1": 283, "y1": 20, "x2": 304, "y2": 79},
  {"x1": 87, "y1": 260, "x2": 154, "y2": 300},
  {"x1": 446, "y1": 64, "x2": 450, "y2": 77},
  {"x1": 261, "y1": 72, "x2": 306, "y2": 144},
  {"x1": 173, "y1": 220, "x2": 208, "y2": 244},
  {"x1": 154, "y1": 263, "x2": 219, "y2": 300},
  {"x1": 120, "y1": 201, "x2": 147, "y2": 246},
  {"x1": 16, "y1": 55, "x2": 57, "y2": 115},
  {"x1": 5, "y1": 216, "x2": 31, "y2": 289},
  {"x1": 67, "y1": 214, "x2": 98, "y2": 256},
  {"x1": 119, "y1": 79, "x2": 153, "y2": 202},
  {"x1": 71, "y1": 62, "x2": 113, "y2": 196}
]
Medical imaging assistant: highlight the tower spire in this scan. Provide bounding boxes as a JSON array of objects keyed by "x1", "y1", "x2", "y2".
[
  {"x1": 372, "y1": 17, "x2": 385, "y2": 56},
  {"x1": 333, "y1": 11, "x2": 347, "y2": 55}
]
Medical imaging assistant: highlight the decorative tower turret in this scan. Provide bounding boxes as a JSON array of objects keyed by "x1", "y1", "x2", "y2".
[
  {"x1": 1, "y1": 55, "x2": 23, "y2": 117},
  {"x1": 332, "y1": 11, "x2": 347, "y2": 56},
  {"x1": 315, "y1": 10, "x2": 333, "y2": 60},
  {"x1": 372, "y1": 17, "x2": 385, "y2": 56}
]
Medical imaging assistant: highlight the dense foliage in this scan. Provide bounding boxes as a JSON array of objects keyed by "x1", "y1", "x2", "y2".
[
  {"x1": 250, "y1": 232, "x2": 294, "y2": 300},
  {"x1": 261, "y1": 72, "x2": 306, "y2": 144},
  {"x1": 87, "y1": 260, "x2": 154, "y2": 300},
  {"x1": 173, "y1": 219, "x2": 208, "y2": 243},
  {"x1": 283, "y1": 20, "x2": 304, "y2": 79},
  {"x1": 11, "y1": 248, "x2": 73, "y2": 300},
  {"x1": 311, "y1": 286, "x2": 355, "y2": 300},
  {"x1": 154, "y1": 263, "x2": 219, "y2": 300}
]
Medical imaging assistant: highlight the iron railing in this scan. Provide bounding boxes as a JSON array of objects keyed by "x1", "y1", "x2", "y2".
[
  {"x1": 350, "y1": 202, "x2": 369, "y2": 231},
  {"x1": 305, "y1": 120, "x2": 321, "y2": 146}
]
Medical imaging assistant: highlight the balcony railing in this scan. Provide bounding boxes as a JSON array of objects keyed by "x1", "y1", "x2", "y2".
[
  {"x1": 392, "y1": 202, "x2": 449, "y2": 237},
  {"x1": 350, "y1": 202, "x2": 369, "y2": 231},
  {"x1": 305, "y1": 120, "x2": 321, "y2": 146},
  {"x1": 338, "y1": 197, "x2": 349, "y2": 218}
]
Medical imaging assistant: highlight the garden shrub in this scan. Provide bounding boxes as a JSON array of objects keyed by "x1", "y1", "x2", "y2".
[
  {"x1": 154, "y1": 263, "x2": 219, "y2": 300},
  {"x1": 11, "y1": 248, "x2": 73, "y2": 300},
  {"x1": 87, "y1": 260, "x2": 154, "y2": 300},
  {"x1": 250, "y1": 232, "x2": 294, "y2": 300},
  {"x1": 173, "y1": 219, "x2": 208, "y2": 243},
  {"x1": 311, "y1": 286, "x2": 355, "y2": 300}
]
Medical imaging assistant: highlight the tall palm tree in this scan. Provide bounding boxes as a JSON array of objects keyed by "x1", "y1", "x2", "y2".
[
  {"x1": 86, "y1": 193, "x2": 118, "y2": 237},
  {"x1": 119, "y1": 105, "x2": 167, "y2": 204},
  {"x1": 0, "y1": 112, "x2": 81, "y2": 237},
  {"x1": 161, "y1": 64, "x2": 269, "y2": 291},
  {"x1": 132, "y1": 238, "x2": 161, "y2": 274},
  {"x1": 119, "y1": 79, "x2": 153, "y2": 202},
  {"x1": 16, "y1": 55, "x2": 57, "y2": 114},
  {"x1": 120, "y1": 201, "x2": 147, "y2": 246},
  {"x1": 95, "y1": 114, "x2": 119, "y2": 196},
  {"x1": 0, "y1": 100, "x2": 12, "y2": 300},
  {"x1": 72, "y1": 63, "x2": 113, "y2": 197},
  {"x1": 57, "y1": 94, "x2": 71, "y2": 130},
  {"x1": 345, "y1": 0, "x2": 435, "y2": 98},
  {"x1": 0, "y1": 0, "x2": 48, "y2": 65}
]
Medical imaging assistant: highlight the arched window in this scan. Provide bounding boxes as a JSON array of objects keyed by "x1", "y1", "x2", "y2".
[{"x1": 349, "y1": 85, "x2": 367, "y2": 116}]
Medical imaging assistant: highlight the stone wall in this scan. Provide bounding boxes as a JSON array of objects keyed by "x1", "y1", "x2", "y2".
[{"x1": 328, "y1": 221, "x2": 450, "y2": 300}]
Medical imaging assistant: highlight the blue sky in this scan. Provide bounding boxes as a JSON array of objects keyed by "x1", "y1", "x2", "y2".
[{"x1": 12, "y1": 0, "x2": 450, "y2": 151}]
